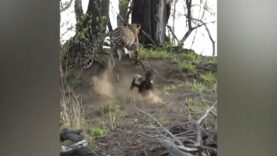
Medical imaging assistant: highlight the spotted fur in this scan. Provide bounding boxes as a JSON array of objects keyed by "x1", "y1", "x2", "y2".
[
  {"x1": 83, "y1": 24, "x2": 141, "y2": 69},
  {"x1": 110, "y1": 24, "x2": 141, "y2": 61}
]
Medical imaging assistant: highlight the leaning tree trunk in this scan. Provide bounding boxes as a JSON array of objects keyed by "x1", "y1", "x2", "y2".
[{"x1": 132, "y1": 0, "x2": 171, "y2": 46}]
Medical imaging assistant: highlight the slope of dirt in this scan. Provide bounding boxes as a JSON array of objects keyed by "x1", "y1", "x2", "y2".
[{"x1": 67, "y1": 57, "x2": 217, "y2": 156}]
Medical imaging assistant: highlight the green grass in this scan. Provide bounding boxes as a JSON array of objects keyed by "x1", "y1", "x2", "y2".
[
  {"x1": 183, "y1": 52, "x2": 200, "y2": 64},
  {"x1": 200, "y1": 72, "x2": 216, "y2": 86},
  {"x1": 163, "y1": 83, "x2": 186, "y2": 93},
  {"x1": 177, "y1": 62, "x2": 197, "y2": 74},
  {"x1": 138, "y1": 47, "x2": 173, "y2": 60},
  {"x1": 186, "y1": 98, "x2": 206, "y2": 113},
  {"x1": 163, "y1": 84, "x2": 179, "y2": 93},
  {"x1": 97, "y1": 102, "x2": 129, "y2": 118},
  {"x1": 189, "y1": 82, "x2": 205, "y2": 93},
  {"x1": 91, "y1": 127, "x2": 106, "y2": 138},
  {"x1": 98, "y1": 102, "x2": 121, "y2": 115}
]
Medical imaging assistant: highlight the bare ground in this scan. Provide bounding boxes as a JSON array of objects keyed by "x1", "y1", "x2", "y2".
[{"x1": 66, "y1": 57, "x2": 217, "y2": 156}]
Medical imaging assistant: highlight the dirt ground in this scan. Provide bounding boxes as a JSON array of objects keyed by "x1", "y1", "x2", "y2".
[{"x1": 67, "y1": 57, "x2": 217, "y2": 156}]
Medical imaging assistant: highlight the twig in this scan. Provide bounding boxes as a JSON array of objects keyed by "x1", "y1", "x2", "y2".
[
  {"x1": 166, "y1": 25, "x2": 180, "y2": 42},
  {"x1": 60, "y1": 0, "x2": 74, "y2": 12},
  {"x1": 159, "y1": 138, "x2": 193, "y2": 156},
  {"x1": 204, "y1": 24, "x2": 216, "y2": 56},
  {"x1": 195, "y1": 123, "x2": 202, "y2": 147},
  {"x1": 135, "y1": 106, "x2": 183, "y2": 145},
  {"x1": 197, "y1": 102, "x2": 217, "y2": 125},
  {"x1": 135, "y1": 106, "x2": 199, "y2": 153}
]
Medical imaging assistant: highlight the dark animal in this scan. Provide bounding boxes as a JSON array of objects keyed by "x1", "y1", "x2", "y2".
[{"x1": 130, "y1": 70, "x2": 154, "y2": 96}]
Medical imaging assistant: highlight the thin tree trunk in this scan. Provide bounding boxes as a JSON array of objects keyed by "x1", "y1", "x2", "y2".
[
  {"x1": 153, "y1": 0, "x2": 167, "y2": 46},
  {"x1": 172, "y1": 0, "x2": 178, "y2": 44}
]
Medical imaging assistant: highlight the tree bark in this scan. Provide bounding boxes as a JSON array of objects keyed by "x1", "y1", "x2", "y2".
[
  {"x1": 132, "y1": 0, "x2": 171, "y2": 46},
  {"x1": 75, "y1": 0, "x2": 84, "y2": 33},
  {"x1": 86, "y1": 0, "x2": 110, "y2": 37}
]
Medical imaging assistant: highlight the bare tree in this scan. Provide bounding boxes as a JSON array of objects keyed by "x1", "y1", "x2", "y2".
[{"x1": 173, "y1": 0, "x2": 216, "y2": 55}]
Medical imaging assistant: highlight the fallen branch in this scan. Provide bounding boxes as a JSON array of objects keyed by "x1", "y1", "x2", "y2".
[
  {"x1": 135, "y1": 106, "x2": 199, "y2": 153},
  {"x1": 135, "y1": 106, "x2": 183, "y2": 146},
  {"x1": 197, "y1": 102, "x2": 217, "y2": 125},
  {"x1": 159, "y1": 138, "x2": 193, "y2": 156}
]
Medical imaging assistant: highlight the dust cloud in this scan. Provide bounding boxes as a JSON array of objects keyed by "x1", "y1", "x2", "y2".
[
  {"x1": 91, "y1": 66, "x2": 164, "y2": 104},
  {"x1": 91, "y1": 68, "x2": 114, "y2": 98},
  {"x1": 146, "y1": 91, "x2": 164, "y2": 103}
]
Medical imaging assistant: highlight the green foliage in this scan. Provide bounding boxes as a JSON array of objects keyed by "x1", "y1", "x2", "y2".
[
  {"x1": 200, "y1": 72, "x2": 216, "y2": 86},
  {"x1": 94, "y1": 16, "x2": 108, "y2": 34},
  {"x1": 138, "y1": 47, "x2": 173, "y2": 60},
  {"x1": 96, "y1": 16, "x2": 107, "y2": 23},
  {"x1": 208, "y1": 59, "x2": 217, "y2": 65},
  {"x1": 91, "y1": 127, "x2": 106, "y2": 138},
  {"x1": 76, "y1": 14, "x2": 92, "y2": 36},
  {"x1": 177, "y1": 62, "x2": 197, "y2": 74}
]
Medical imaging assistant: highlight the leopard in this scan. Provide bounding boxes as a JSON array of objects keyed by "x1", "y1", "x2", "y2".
[
  {"x1": 110, "y1": 24, "x2": 141, "y2": 61},
  {"x1": 83, "y1": 24, "x2": 141, "y2": 69}
]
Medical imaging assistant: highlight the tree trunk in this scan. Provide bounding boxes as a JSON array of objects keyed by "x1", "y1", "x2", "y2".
[
  {"x1": 132, "y1": 0, "x2": 171, "y2": 46},
  {"x1": 75, "y1": 0, "x2": 84, "y2": 33},
  {"x1": 86, "y1": 0, "x2": 110, "y2": 38}
]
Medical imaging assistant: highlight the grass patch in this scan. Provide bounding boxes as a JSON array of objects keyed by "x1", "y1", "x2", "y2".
[
  {"x1": 200, "y1": 72, "x2": 216, "y2": 86},
  {"x1": 163, "y1": 83, "x2": 186, "y2": 94},
  {"x1": 183, "y1": 52, "x2": 200, "y2": 64},
  {"x1": 138, "y1": 47, "x2": 173, "y2": 60},
  {"x1": 163, "y1": 82, "x2": 186, "y2": 96},
  {"x1": 98, "y1": 102, "x2": 121, "y2": 114},
  {"x1": 189, "y1": 82, "x2": 205, "y2": 93},
  {"x1": 91, "y1": 127, "x2": 106, "y2": 138},
  {"x1": 97, "y1": 102, "x2": 129, "y2": 118},
  {"x1": 60, "y1": 82, "x2": 96, "y2": 147},
  {"x1": 186, "y1": 98, "x2": 206, "y2": 113},
  {"x1": 177, "y1": 62, "x2": 197, "y2": 74}
]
